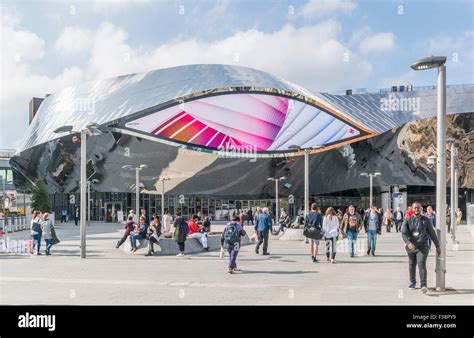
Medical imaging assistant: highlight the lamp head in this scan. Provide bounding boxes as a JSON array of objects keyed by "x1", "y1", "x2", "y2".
[{"x1": 411, "y1": 56, "x2": 447, "y2": 71}]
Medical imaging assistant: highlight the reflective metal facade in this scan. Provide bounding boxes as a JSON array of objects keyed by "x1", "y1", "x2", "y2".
[{"x1": 18, "y1": 64, "x2": 474, "y2": 155}]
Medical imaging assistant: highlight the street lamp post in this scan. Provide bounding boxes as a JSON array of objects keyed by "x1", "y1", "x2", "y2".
[
  {"x1": 267, "y1": 177, "x2": 286, "y2": 225},
  {"x1": 288, "y1": 145, "x2": 323, "y2": 222},
  {"x1": 160, "y1": 177, "x2": 171, "y2": 226},
  {"x1": 360, "y1": 172, "x2": 382, "y2": 208},
  {"x1": 54, "y1": 123, "x2": 104, "y2": 259},
  {"x1": 122, "y1": 164, "x2": 148, "y2": 222},
  {"x1": 411, "y1": 55, "x2": 447, "y2": 291},
  {"x1": 447, "y1": 138, "x2": 456, "y2": 239}
]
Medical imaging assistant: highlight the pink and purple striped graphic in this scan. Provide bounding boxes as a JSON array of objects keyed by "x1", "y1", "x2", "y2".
[{"x1": 124, "y1": 93, "x2": 361, "y2": 152}]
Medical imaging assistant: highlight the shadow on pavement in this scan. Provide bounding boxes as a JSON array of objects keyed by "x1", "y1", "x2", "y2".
[{"x1": 237, "y1": 270, "x2": 318, "y2": 275}]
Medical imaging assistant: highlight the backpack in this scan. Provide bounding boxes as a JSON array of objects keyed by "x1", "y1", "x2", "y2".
[
  {"x1": 224, "y1": 223, "x2": 240, "y2": 245},
  {"x1": 181, "y1": 221, "x2": 189, "y2": 235}
]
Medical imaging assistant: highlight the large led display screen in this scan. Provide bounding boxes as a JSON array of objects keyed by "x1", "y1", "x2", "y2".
[{"x1": 124, "y1": 93, "x2": 363, "y2": 152}]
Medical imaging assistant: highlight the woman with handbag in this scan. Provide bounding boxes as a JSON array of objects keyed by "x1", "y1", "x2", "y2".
[
  {"x1": 30, "y1": 210, "x2": 43, "y2": 255},
  {"x1": 41, "y1": 213, "x2": 54, "y2": 256}
]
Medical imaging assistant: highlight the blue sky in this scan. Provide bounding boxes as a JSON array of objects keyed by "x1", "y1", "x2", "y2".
[{"x1": 1, "y1": 0, "x2": 473, "y2": 149}]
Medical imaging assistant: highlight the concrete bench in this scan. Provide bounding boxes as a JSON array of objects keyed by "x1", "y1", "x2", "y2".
[{"x1": 120, "y1": 234, "x2": 251, "y2": 255}]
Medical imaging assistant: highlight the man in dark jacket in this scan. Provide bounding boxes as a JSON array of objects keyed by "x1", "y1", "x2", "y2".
[
  {"x1": 247, "y1": 208, "x2": 254, "y2": 226},
  {"x1": 174, "y1": 211, "x2": 187, "y2": 256},
  {"x1": 402, "y1": 202, "x2": 441, "y2": 294}
]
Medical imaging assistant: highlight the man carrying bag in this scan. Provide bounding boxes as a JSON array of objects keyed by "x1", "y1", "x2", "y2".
[{"x1": 304, "y1": 203, "x2": 323, "y2": 262}]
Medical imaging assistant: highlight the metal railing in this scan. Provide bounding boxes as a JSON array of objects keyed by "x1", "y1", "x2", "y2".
[
  {"x1": 323, "y1": 83, "x2": 474, "y2": 96},
  {"x1": 0, "y1": 216, "x2": 28, "y2": 234}
]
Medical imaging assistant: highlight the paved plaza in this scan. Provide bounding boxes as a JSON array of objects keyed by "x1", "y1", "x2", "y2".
[{"x1": 0, "y1": 222, "x2": 472, "y2": 305}]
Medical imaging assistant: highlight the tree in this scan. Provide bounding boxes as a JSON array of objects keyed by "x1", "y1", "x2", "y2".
[{"x1": 30, "y1": 178, "x2": 51, "y2": 212}]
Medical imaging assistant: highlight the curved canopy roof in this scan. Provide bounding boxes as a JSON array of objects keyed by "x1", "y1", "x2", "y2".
[{"x1": 20, "y1": 64, "x2": 474, "y2": 157}]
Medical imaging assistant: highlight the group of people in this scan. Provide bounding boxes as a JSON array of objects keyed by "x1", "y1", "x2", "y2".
[
  {"x1": 301, "y1": 201, "x2": 443, "y2": 293},
  {"x1": 116, "y1": 209, "x2": 212, "y2": 257},
  {"x1": 29, "y1": 210, "x2": 59, "y2": 255},
  {"x1": 29, "y1": 199, "x2": 452, "y2": 292}
]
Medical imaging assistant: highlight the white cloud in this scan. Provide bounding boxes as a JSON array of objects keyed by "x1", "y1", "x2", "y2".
[
  {"x1": 1, "y1": 16, "x2": 376, "y2": 148},
  {"x1": 427, "y1": 30, "x2": 474, "y2": 68},
  {"x1": 359, "y1": 32, "x2": 395, "y2": 55},
  {"x1": 85, "y1": 20, "x2": 372, "y2": 92},
  {"x1": 0, "y1": 12, "x2": 84, "y2": 149},
  {"x1": 54, "y1": 26, "x2": 92, "y2": 54},
  {"x1": 300, "y1": 0, "x2": 357, "y2": 17}
]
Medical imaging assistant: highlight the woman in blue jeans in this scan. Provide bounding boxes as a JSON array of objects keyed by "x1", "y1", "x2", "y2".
[
  {"x1": 366, "y1": 205, "x2": 381, "y2": 256},
  {"x1": 41, "y1": 213, "x2": 54, "y2": 255},
  {"x1": 130, "y1": 216, "x2": 148, "y2": 253},
  {"x1": 30, "y1": 210, "x2": 42, "y2": 255}
]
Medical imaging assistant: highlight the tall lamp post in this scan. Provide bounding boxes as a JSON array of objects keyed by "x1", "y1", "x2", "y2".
[
  {"x1": 288, "y1": 145, "x2": 323, "y2": 222},
  {"x1": 54, "y1": 123, "x2": 105, "y2": 259},
  {"x1": 160, "y1": 177, "x2": 171, "y2": 225},
  {"x1": 360, "y1": 172, "x2": 382, "y2": 208},
  {"x1": 267, "y1": 176, "x2": 286, "y2": 224},
  {"x1": 447, "y1": 138, "x2": 456, "y2": 239},
  {"x1": 122, "y1": 165, "x2": 148, "y2": 222},
  {"x1": 411, "y1": 55, "x2": 447, "y2": 291}
]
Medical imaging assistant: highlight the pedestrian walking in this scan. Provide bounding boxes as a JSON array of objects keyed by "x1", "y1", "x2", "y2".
[
  {"x1": 305, "y1": 203, "x2": 323, "y2": 262},
  {"x1": 323, "y1": 207, "x2": 339, "y2": 263},
  {"x1": 393, "y1": 207, "x2": 404, "y2": 232},
  {"x1": 255, "y1": 207, "x2": 272, "y2": 255},
  {"x1": 60, "y1": 207, "x2": 68, "y2": 223},
  {"x1": 174, "y1": 211, "x2": 188, "y2": 257},
  {"x1": 365, "y1": 205, "x2": 382, "y2": 256},
  {"x1": 30, "y1": 210, "x2": 43, "y2": 255},
  {"x1": 41, "y1": 213, "x2": 54, "y2": 255},
  {"x1": 221, "y1": 215, "x2": 246, "y2": 274},
  {"x1": 383, "y1": 208, "x2": 393, "y2": 232},
  {"x1": 402, "y1": 202, "x2": 441, "y2": 294},
  {"x1": 340, "y1": 205, "x2": 363, "y2": 257},
  {"x1": 73, "y1": 207, "x2": 79, "y2": 226}
]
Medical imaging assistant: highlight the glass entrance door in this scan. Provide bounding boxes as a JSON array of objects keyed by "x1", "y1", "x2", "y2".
[{"x1": 105, "y1": 202, "x2": 122, "y2": 223}]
